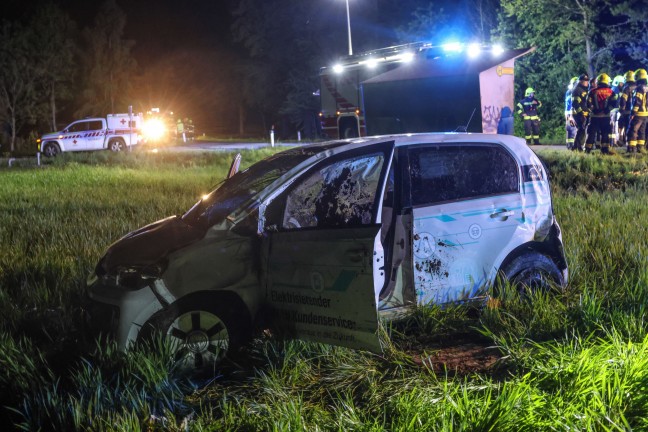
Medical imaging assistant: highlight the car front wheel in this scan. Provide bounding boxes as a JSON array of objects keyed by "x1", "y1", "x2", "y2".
[
  {"x1": 138, "y1": 294, "x2": 247, "y2": 375},
  {"x1": 42, "y1": 142, "x2": 61, "y2": 157}
]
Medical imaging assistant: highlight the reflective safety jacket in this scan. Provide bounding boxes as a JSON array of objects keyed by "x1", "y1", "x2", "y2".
[
  {"x1": 564, "y1": 89, "x2": 573, "y2": 116},
  {"x1": 611, "y1": 85, "x2": 623, "y2": 115},
  {"x1": 631, "y1": 83, "x2": 648, "y2": 117},
  {"x1": 517, "y1": 96, "x2": 542, "y2": 119},
  {"x1": 571, "y1": 84, "x2": 589, "y2": 116},
  {"x1": 587, "y1": 84, "x2": 618, "y2": 118},
  {"x1": 619, "y1": 82, "x2": 637, "y2": 114}
]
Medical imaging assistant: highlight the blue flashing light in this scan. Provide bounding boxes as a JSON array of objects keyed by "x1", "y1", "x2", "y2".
[
  {"x1": 400, "y1": 52, "x2": 415, "y2": 62},
  {"x1": 467, "y1": 43, "x2": 481, "y2": 58},
  {"x1": 442, "y1": 42, "x2": 463, "y2": 53}
]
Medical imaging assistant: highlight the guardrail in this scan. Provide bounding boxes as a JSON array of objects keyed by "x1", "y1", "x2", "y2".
[{"x1": 5, "y1": 153, "x2": 41, "y2": 167}]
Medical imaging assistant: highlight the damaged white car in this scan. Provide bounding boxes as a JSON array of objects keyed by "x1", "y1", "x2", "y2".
[{"x1": 86, "y1": 133, "x2": 567, "y2": 371}]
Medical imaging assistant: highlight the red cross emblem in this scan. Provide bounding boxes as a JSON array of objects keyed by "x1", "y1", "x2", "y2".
[
  {"x1": 73, "y1": 140, "x2": 77, "y2": 144},
  {"x1": 120, "y1": 118, "x2": 127, "y2": 125}
]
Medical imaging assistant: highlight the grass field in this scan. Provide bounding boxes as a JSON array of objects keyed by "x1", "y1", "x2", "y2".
[{"x1": 1, "y1": 148, "x2": 648, "y2": 431}]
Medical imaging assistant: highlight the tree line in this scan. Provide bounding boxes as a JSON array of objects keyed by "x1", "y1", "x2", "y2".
[{"x1": 1, "y1": 0, "x2": 646, "y2": 153}]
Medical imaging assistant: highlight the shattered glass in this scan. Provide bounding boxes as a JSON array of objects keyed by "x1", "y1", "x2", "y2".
[
  {"x1": 282, "y1": 153, "x2": 384, "y2": 229},
  {"x1": 183, "y1": 150, "x2": 318, "y2": 229}
]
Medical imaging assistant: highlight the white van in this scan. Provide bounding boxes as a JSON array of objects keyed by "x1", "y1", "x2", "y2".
[{"x1": 87, "y1": 133, "x2": 567, "y2": 372}]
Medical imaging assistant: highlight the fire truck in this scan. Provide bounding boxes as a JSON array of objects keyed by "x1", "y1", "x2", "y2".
[{"x1": 319, "y1": 42, "x2": 532, "y2": 138}]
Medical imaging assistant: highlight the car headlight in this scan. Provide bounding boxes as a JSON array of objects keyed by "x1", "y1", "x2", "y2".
[
  {"x1": 142, "y1": 119, "x2": 166, "y2": 141},
  {"x1": 94, "y1": 258, "x2": 167, "y2": 291},
  {"x1": 115, "y1": 268, "x2": 157, "y2": 290}
]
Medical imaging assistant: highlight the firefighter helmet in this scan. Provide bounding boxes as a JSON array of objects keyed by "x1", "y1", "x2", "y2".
[
  {"x1": 612, "y1": 75, "x2": 624, "y2": 87},
  {"x1": 624, "y1": 70, "x2": 635, "y2": 83},
  {"x1": 596, "y1": 73, "x2": 611, "y2": 85},
  {"x1": 635, "y1": 69, "x2": 648, "y2": 81},
  {"x1": 525, "y1": 87, "x2": 535, "y2": 97},
  {"x1": 578, "y1": 73, "x2": 589, "y2": 82},
  {"x1": 569, "y1": 76, "x2": 578, "y2": 88}
]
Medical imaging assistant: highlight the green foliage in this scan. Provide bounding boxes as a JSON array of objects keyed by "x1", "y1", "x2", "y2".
[
  {"x1": 231, "y1": 0, "x2": 333, "y2": 128},
  {"x1": 0, "y1": 21, "x2": 42, "y2": 152},
  {"x1": 31, "y1": 3, "x2": 78, "y2": 132},
  {"x1": 76, "y1": 0, "x2": 136, "y2": 117},
  {"x1": 540, "y1": 149, "x2": 648, "y2": 192},
  {"x1": 496, "y1": 0, "x2": 639, "y2": 143}
]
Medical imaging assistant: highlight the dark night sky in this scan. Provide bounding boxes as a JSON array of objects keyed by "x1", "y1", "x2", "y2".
[
  {"x1": 1, "y1": 0, "x2": 436, "y2": 131},
  {"x1": 4, "y1": 0, "x2": 233, "y2": 63},
  {"x1": 4, "y1": 0, "x2": 410, "y2": 64},
  {"x1": 121, "y1": 1, "x2": 232, "y2": 62}
]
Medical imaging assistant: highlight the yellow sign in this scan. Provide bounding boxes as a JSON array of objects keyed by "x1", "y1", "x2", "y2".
[{"x1": 496, "y1": 66, "x2": 515, "y2": 77}]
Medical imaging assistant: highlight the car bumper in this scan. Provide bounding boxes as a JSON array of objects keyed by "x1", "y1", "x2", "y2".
[{"x1": 86, "y1": 273, "x2": 163, "y2": 349}]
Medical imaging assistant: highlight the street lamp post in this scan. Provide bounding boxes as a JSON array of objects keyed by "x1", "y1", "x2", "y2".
[{"x1": 345, "y1": 0, "x2": 353, "y2": 56}]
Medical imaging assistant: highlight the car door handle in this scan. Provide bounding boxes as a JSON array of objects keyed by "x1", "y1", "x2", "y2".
[{"x1": 490, "y1": 209, "x2": 514, "y2": 220}]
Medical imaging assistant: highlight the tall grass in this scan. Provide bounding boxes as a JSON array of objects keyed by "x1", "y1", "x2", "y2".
[{"x1": 1, "y1": 149, "x2": 648, "y2": 430}]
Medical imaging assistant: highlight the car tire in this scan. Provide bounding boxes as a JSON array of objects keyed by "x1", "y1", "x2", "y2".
[
  {"x1": 138, "y1": 294, "x2": 248, "y2": 375},
  {"x1": 499, "y1": 251, "x2": 564, "y2": 296},
  {"x1": 109, "y1": 139, "x2": 125, "y2": 152},
  {"x1": 42, "y1": 142, "x2": 61, "y2": 157}
]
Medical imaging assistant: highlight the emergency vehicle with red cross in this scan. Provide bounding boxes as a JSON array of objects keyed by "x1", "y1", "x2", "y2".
[{"x1": 37, "y1": 113, "x2": 143, "y2": 157}]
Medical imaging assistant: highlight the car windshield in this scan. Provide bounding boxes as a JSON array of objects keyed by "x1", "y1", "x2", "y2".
[{"x1": 182, "y1": 143, "x2": 348, "y2": 229}]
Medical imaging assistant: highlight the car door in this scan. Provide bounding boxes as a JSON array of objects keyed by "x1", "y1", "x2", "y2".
[
  {"x1": 85, "y1": 120, "x2": 106, "y2": 150},
  {"x1": 406, "y1": 143, "x2": 521, "y2": 305},
  {"x1": 61, "y1": 121, "x2": 90, "y2": 151},
  {"x1": 264, "y1": 142, "x2": 394, "y2": 353}
]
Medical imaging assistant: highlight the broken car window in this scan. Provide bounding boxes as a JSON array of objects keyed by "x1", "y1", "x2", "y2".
[
  {"x1": 182, "y1": 143, "x2": 350, "y2": 230},
  {"x1": 182, "y1": 152, "x2": 313, "y2": 229},
  {"x1": 282, "y1": 153, "x2": 385, "y2": 229},
  {"x1": 409, "y1": 145, "x2": 519, "y2": 206}
]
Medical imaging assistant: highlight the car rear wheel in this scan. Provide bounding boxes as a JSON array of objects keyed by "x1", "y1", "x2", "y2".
[
  {"x1": 138, "y1": 294, "x2": 247, "y2": 375},
  {"x1": 109, "y1": 139, "x2": 125, "y2": 152},
  {"x1": 42, "y1": 142, "x2": 61, "y2": 157},
  {"x1": 499, "y1": 252, "x2": 564, "y2": 296}
]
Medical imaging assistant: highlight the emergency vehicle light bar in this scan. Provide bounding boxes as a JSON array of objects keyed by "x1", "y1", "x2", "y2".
[{"x1": 325, "y1": 42, "x2": 505, "y2": 74}]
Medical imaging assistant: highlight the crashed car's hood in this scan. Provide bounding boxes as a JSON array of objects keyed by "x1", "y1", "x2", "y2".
[{"x1": 96, "y1": 215, "x2": 205, "y2": 275}]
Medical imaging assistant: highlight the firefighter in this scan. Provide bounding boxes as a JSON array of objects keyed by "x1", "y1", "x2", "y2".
[
  {"x1": 571, "y1": 74, "x2": 590, "y2": 152},
  {"x1": 628, "y1": 68, "x2": 648, "y2": 154},
  {"x1": 176, "y1": 118, "x2": 186, "y2": 143},
  {"x1": 565, "y1": 77, "x2": 578, "y2": 149},
  {"x1": 619, "y1": 70, "x2": 636, "y2": 152},
  {"x1": 585, "y1": 73, "x2": 618, "y2": 154},
  {"x1": 186, "y1": 118, "x2": 195, "y2": 141},
  {"x1": 610, "y1": 75, "x2": 625, "y2": 147},
  {"x1": 517, "y1": 87, "x2": 542, "y2": 145}
]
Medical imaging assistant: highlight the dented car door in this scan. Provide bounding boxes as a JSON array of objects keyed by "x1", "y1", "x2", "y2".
[
  {"x1": 407, "y1": 143, "x2": 522, "y2": 304},
  {"x1": 264, "y1": 143, "x2": 394, "y2": 352}
]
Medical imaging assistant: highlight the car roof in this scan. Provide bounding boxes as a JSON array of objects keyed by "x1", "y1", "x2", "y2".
[
  {"x1": 351, "y1": 132, "x2": 527, "y2": 149},
  {"x1": 302, "y1": 133, "x2": 531, "y2": 159}
]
